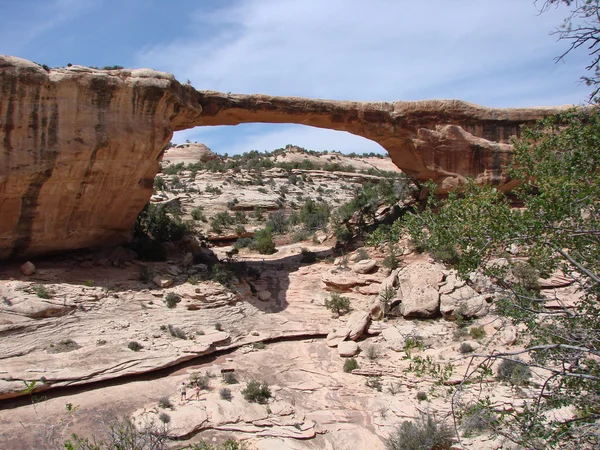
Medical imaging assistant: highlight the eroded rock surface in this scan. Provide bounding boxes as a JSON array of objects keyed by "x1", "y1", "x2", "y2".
[{"x1": 0, "y1": 55, "x2": 571, "y2": 259}]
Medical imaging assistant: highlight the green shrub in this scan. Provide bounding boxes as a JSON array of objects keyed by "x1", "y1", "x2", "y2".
[
  {"x1": 252, "y1": 342, "x2": 266, "y2": 350},
  {"x1": 250, "y1": 228, "x2": 277, "y2": 254},
  {"x1": 135, "y1": 203, "x2": 192, "y2": 242},
  {"x1": 382, "y1": 243, "x2": 400, "y2": 270},
  {"x1": 233, "y1": 237, "x2": 253, "y2": 250},
  {"x1": 164, "y1": 292, "x2": 181, "y2": 309},
  {"x1": 366, "y1": 377, "x2": 383, "y2": 391},
  {"x1": 355, "y1": 248, "x2": 369, "y2": 261},
  {"x1": 219, "y1": 388, "x2": 233, "y2": 401},
  {"x1": 32, "y1": 284, "x2": 52, "y2": 299},
  {"x1": 386, "y1": 413, "x2": 453, "y2": 450},
  {"x1": 416, "y1": 391, "x2": 428, "y2": 401},
  {"x1": 128, "y1": 341, "x2": 143, "y2": 352},
  {"x1": 241, "y1": 380, "x2": 271, "y2": 404},
  {"x1": 496, "y1": 358, "x2": 532, "y2": 386},
  {"x1": 325, "y1": 293, "x2": 351, "y2": 315},
  {"x1": 292, "y1": 229, "x2": 311, "y2": 243},
  {"x1": 215, "y1": 322, "x2": 223, "y2": 331},
  {"x1": 469, "y1": 326, "x2": 486, "y2": 340},
  {"x1": 266, "y1": 210, "x2": 288, "y2": 234},
  {"x1": 343, "y1": 357, "x2": 359, "y2": 373},
  {"x1": 191, "y1": 207, "x2": 206, "y2": 222},
  {"x1": 154, "y1": 175, "x2": 166, "y2": 190}
]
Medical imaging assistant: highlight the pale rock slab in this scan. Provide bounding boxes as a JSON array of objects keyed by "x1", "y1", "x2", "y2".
[
  {"x1": 338, "y1": 340, "x2": 359, "y2": 357},
  {"x1": 352, "y1": 259, "x2": 377, "y2": 274}
]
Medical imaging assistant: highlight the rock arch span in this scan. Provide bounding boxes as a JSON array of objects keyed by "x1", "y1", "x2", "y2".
[{"x1": 0, "y1": 55, "x2": 570, "y2": 259}]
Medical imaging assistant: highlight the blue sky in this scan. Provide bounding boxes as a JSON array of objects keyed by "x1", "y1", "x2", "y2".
[{"x1": 2, "y1": 0, "x2": 592, "y2": 154}]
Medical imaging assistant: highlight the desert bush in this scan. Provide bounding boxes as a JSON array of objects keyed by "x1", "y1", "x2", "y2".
[
  {"x1": 343, "y1": 357, "x2": 359, "y2": 373},
  {"x1": 292, "y1": 229, "x2": 310, "y2": 243},
  {"x1": 128, "y1": 341, "x2": 143, "y2": 352},
  {"x1": 215, "y1": 322, "x2": 223, "y2": 331},
  {"x1": 355, "y1": 248, "x2": 369, "y2": 261},
  {"x1": 416, "y1": 391, "x2": 428, "y2": 401},
  {"x1": 325, "y1": 293, "x2": 351, "y2": 315},
  {"x1": 157, "y1": 397, "x2": 173, "y2": 409},
  {"x1": 63, "y1": 417, "x2": 168, "y2": 450},
  {"x1": 266, "y1": 210, "x2": 288, "y2": 234},
  {"x1": 222, "y1": 372, "x2": 238, "y2": 384},
  {"x1": 366, "y1": 377, "x2": 383, "y2": 391},
  {"x1": 252, "y1": 342, "x2": 266, "y2": 350},
  {"x1": 382, "y1": 243, "x2": 400, "y2": 270},
  {"x1": 234, "y1": 211, "x2": 247, "y2": 224},
  {"x1": 469, "y1": 326, "x2": 486, "y2": 340},
  {"x1": 496, "y1": 358, "x2": 532, "y2": 386},
  {"x1": 233, "y1": 237, "x2": 252, "y2": 250},
  {"x1": 154, "y1": 175, "x2": 166, "y2": 191},
  {"x1": 299, "y1": 198, "x2": 330, "y2": 230},
  {"x1": 219, "y1": 388, "x2": 233, "y2": 401},
  {"x1": 135, "y1": 203, "x2": 192, "y2": 242},
  {"x1": 191, "y1": 207, "x2": 207, "y2": 222},
  {"x1": 158, "y1": 412, "x2": 171, "y2": 424},
  {"x1": 167, "y1": 324, "x2": 187, "y2": 339},
  {"x1": 250, "y1": 228, "x2": 277, "y2": 254},
  {"x1": 32, "y1": 284, "x2": 52, "y2": 299},
  {"x1": 386, "y1": 413, "x2": 453, "y2": 450},
  {"x1": 459, "y1": 342, "x2": 474, "y2": 354},
  {"x1": 459, "y1": 402, "x2": 498, "y2": 437},
  {"x1": 364, "y1": 344, "x2": 380, "y2": 360},
  {"x1": 191, "y1": 374, "x2": 210, "y2": 390},
  {"x1": 164, "y1": 292, "x2": 181, "y2": 309},
  {"x1": 241, "y1": 380, "x2": 271, "y2": 404},
  {"x1": 48, "y1": 339, "x2": 80, "y2": 354},
  {"x1": 452, "y1": 328, "x2": 469, "y2": 341}
]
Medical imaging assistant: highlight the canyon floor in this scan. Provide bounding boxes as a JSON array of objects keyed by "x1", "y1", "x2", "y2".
[{"x1": 0, "y1": 148, "x2": 556, "y2": 449}]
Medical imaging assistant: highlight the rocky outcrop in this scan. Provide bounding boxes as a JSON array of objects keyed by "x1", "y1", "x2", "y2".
[{"x1": 0, "y1": 55, "x2": 570, "y2": 258}]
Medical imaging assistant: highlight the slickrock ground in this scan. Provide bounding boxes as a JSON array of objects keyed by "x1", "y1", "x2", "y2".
[{"x1": 0, "y1": 149, "x2": 579, "y2": 449}]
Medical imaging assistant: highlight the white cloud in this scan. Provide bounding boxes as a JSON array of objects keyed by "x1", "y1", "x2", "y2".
[{"x1": 139, "y1": 0, "x2": 592, "y2": 153}]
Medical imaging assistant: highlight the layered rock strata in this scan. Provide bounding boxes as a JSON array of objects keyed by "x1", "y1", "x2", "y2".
[{"x1": 0, "y1": 55, "x2": 570, "y2": 258}]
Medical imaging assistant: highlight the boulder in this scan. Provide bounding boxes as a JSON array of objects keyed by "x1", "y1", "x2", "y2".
[
  {"x1": 257, "y1": 291, "x2": 271, "y2": 301},
  {"x1": 381, "y1": 326, "x2": 405, "y2": 352},
  {"x1": 338, "y1": 341, "x2": 359, "y2": 357},
  {"x1": 369, "y1": 296, "x2": 384, "y2": 320},
  {"x1": 352, "y1": 259, "x2": 377, "y2": 274},
  {"x1": 326, "y1": 329, "x2": 349, "y2": 347},
  {"x1": 20, "y1": 261, "x2": 36, "y2": 276},
  {"x1": 152, "y1": 276, "x2": 174, "y2": 288},
  {"x1": 346, "y1": 311, "x2": 370, "y2": 341},
  {"x1": 500, "y1": 326, "x2": 518, "y2": 346},
  {"x1": 182, "y1": 252, "x2": 193, "y2": 267},
  {"x1": 398, "y1": 261, "x2": 444, "y2": 318},
  {"x1": 321, "y1": 270, "x2": 365, "y2": 290},
  {"x1": 440, "y1": 285, "x2": 491, "y2": 319}
]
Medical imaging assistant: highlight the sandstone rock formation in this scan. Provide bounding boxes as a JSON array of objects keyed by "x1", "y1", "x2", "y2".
[{"x1": 0, "y1": 55, "x2": 571, "y2": 259}]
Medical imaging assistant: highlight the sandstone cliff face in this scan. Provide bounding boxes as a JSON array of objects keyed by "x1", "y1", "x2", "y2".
[
  {"x1": 0, "y1": 55, "x2": 569, "y2": 259},
  {"x1": 0, "y1": 56, "x2": 201, "y2": 260}
]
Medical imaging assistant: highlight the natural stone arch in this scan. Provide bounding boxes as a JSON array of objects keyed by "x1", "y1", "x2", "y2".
[{"x1": 0, "y1": 55, "x2": 570, "y2": 259}]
